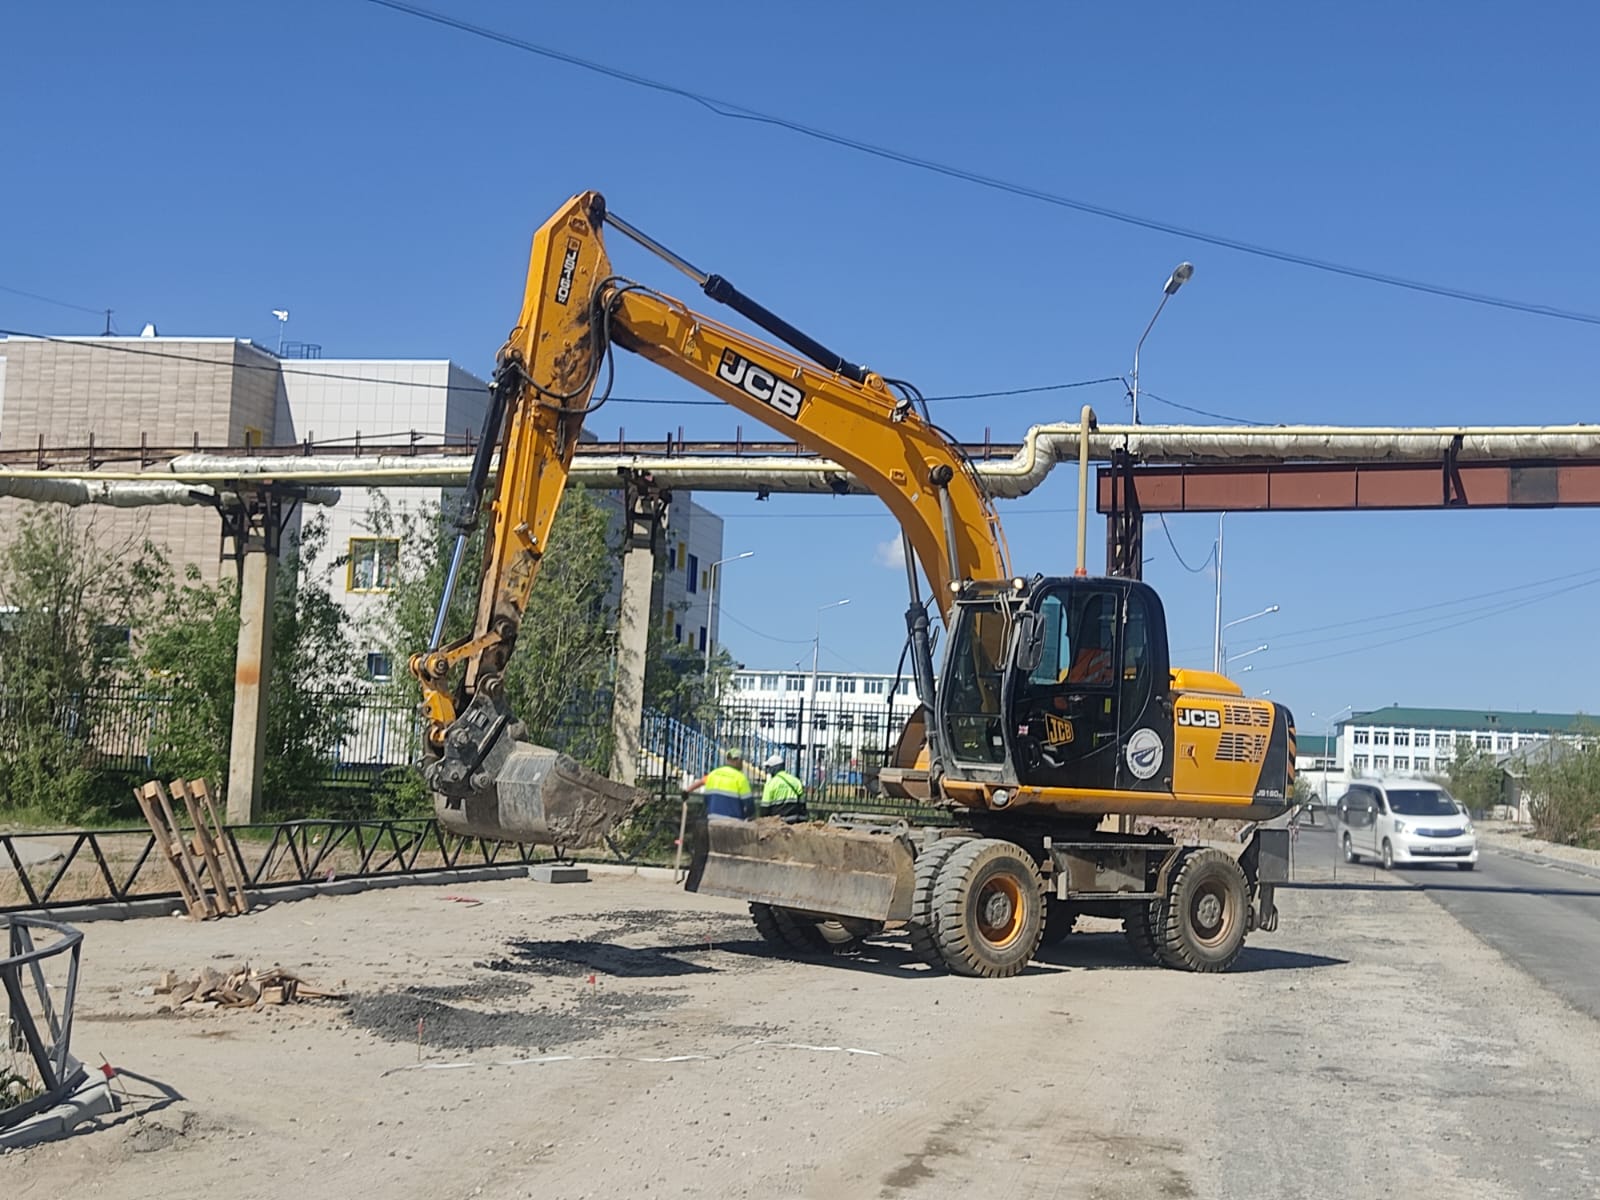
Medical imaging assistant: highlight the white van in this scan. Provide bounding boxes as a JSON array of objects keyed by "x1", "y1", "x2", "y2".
[{"x1": 1337, "y1": 778, "x2": 1478, "y2": 871}]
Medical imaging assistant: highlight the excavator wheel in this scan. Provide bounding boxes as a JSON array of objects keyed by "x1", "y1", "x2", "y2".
[
  {"x1": 929, "y1": 838, "x2": 1046, "y2": 979},
  {"x1": 1037, "y1": 897, "x2": 1080, "y2": 947},
  {"x1": 906, "y1": 838, "x2": 967, "y2": 968},
  {"x1": 1122, "y1": 901, "x2": 1163, "y2": 965},
  {"x1": 749, "y1": 902, "x2": 791, "y2": 950},
  {"x1": 1152, "y1": 848, "x2": 1249, "y2": 974}
]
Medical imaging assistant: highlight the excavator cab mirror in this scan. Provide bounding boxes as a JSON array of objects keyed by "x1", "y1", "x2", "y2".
[{"x1": 1013, "y1": 611, "x2": 1042, "y2": 673}]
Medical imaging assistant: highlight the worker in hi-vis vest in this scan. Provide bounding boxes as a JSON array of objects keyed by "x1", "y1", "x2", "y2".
[
  {"x1": 685, "y1": 748, "x2": 754, "y2": 820},
  {"x1": 759, "y1": 752, "x2": 808, "y2": 821}
]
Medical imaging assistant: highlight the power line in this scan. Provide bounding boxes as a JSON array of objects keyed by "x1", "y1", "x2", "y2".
[
  {"x1": 718, "y1": 608, "x2": 814, "y2": 645},
  {"x1": 363, "y1": 0, "x2": 1600, "y2": 330},
  {"x1": 1139, "y1": 390, "x2": 1260, "y2": 425},
  {"x1": 0, "y1": 284, "x2": 106, "y2": 317},
  {"x1": 1156, "y1": 514, "x2": 1215, "y2": 574}
]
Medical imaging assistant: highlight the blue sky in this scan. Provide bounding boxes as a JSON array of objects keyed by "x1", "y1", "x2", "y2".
[{"x1": 4, "y1": 1, "x2": 1598, "y2": 730}]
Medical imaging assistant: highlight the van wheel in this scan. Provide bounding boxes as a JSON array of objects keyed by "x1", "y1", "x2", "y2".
[
  {"x1": 1153, "y1": 848, "x2": 1248, "y2": 973},
  {"x1": 1380, "y1": 840, "x2": 1394, "y2": 870},
  {"x1": 1342, "y1": 833, "x2": 1360, "y2": 864}
]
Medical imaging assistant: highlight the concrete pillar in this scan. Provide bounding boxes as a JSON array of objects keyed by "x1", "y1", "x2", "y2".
[
  {"x1": 226, "y1": 519, "x2": 277, "y2": 824},
  {"x1": 609, "y1": 541, "x2": 654, "y2": 786},
  {"x1": 609, "y1": 475, "x2": 668, "y2": 786}
]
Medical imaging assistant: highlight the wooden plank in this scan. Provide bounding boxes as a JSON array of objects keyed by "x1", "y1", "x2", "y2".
[
  {"x1": 191, "y1": 779, "x2": 252, "y2": 914},
  {"x1": 148, "y1": 781, "x2": 217, "y2": 919},
  {"x1": 135, "y1": 782, "x2": 206, "y2": 919},
  {"x1": 173, "y1": 780, "x2": 235, "y2": 916}
]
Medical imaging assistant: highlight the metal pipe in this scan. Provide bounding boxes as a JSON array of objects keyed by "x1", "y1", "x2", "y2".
[
  {"x1": 1075, "y1": 405, "x2": 1093, "y2": 576},
  {"x1": 430, "y1": 533, "x2": 470, "y2": 652},
  {"x1": 0, "y1": 477, "x2": 339, "y2": 507}
]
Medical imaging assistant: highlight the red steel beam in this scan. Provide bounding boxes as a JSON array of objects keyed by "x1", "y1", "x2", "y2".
[{"x1": 1096, "y1": 460, "x2": 1600, "y2": 513}]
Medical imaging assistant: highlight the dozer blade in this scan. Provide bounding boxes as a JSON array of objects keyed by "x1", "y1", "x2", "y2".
[
  {"x1": 433, "y1": 742, "x2": 645, "y2": 849},
  {"x1": 685, "y1": 817, "x2": 917, "y2": 923}
]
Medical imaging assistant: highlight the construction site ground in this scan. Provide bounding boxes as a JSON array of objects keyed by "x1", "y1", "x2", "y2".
[{"x1": 7, "y1": 849, "x2": 1600, "y2": 1199}]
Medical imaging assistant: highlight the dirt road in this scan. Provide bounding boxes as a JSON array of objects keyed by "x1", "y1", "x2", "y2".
[{"x1": 6, "y1": 860, "x2": 1599, "y2": 1198}]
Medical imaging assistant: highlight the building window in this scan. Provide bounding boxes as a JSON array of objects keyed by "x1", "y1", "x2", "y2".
[
  {"x1": 838, "y1": 715, "x2": 854, "y2": 731},
  {"x1": 1373, "y1": 756, "x2": 1389, "y2": 770},
  {"x1": 698, "y1": 626, "x2": 707, "y2": 652},
  {"x1": 1393, "y1": 731, "x2": 1410, "y2": 747},
  {"x1": 864, "y1": 679, "x2": 886, "y2": 695},
  {"x1": 676, "y1": 542, "x2": 686, "y2": 570},
  {"x1": 243, "y1": 425, "x2": 264, "y2": 449},
  {"x1": 1353, "y1": 730, "x2": 1370, "y2": 745},
  {"x1": 348, "y1": 538, "x2": 400, "y2": 592},
  {"x1": 687, "y1": 554, "x2": 699, "y2": 593},
  {"x1": 366, "y1": 652, "x2": 393, "y2": 681},
  {"x1": 838, "y1": 678, "x2": 857, "y2": 694},
  {"x1": 1435, "y1": 734, "x2": 1453, "y2": 752},
  {"x1": 1496, "y1": 735, "x2": 1510, "y2": 752},
  {"x1": 784, "y1": 713, "x2": 798, "y2": 729},
  {"x1": 1373, "y1": 731, "x2": 1390, "y2": 746},
  {"x1": 1414, "y1": 732, "x2": 1431, "y2": 749},
  {"x1": 785, "y1": 675, "x2": 805, "y2": 692},
  {"x1": 813, "y1": 714, "x2": 828, "y2": 730},
  {"x1": 817, "y1": 678, "x2": 832, "y2": 693},
  {"x1": 1353, "y1": 755, "x2": 1369, "y2": 773},
  {"x1": 758, "y1": 710, "x2": 775, "y2": 728},
  {"x1": 674, "y1": 623, "x2": 682, "y2": 642},
  {"x1": 1475, "y1": 734, "x2": 1492, "y2": 750},
  {"x1": 1393, "y1": 756, "x2": 1409, "y2": 770},
  {"x1": 1413, "y1": 758, "x2": 1430, "y2": 774},
  {"x1": 760, "y1": 674, "x2": 779, "y2": 690},
  {"x1": 863, "y1": 715, "x2": 880, "y2": 731}
]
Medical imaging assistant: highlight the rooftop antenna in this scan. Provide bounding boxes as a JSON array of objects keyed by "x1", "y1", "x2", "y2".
[{"x1": 102, "y1": 309, "x2": 113, "y2": 336}]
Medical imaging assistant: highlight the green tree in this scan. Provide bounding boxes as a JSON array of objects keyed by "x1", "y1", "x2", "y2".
[
  {"x1": 1523, "y1": 729, "x2": 1600, "y2": 846},
  {"x1": 1443, "y1": 741, "x2": 1504, "y2": 818},
  {"x1": 139, "y1": 516, "x2": 362, "y2": 813},
  {"x1": 0, "y1": 508, "x2": 166, "y2": 818},
  {"x1": 363, "y1": 486, "x2": 622, "y2": 807}
]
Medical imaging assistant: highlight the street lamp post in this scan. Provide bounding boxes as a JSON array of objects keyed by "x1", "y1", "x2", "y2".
[
  {"x1": 1130, "y1": 262, "x2": 1194, "y2": 425},
  {"x1": 271, "y1": 309, "x2": 289, "y2": 355},
  {"x1": 1312, "y1": 704, "x2": 1355, "y2": 807},
  {"x1": 702, "y1": 551, "x2": 754, "y2": 676},
  {"x1": 1217, "y1": 602, "x2": 1278, "y2": 676},
  {"x1": 807, "y1": 599, "x2": 849, "y2": 783},
  {"x1": 1225, "y1": 644, "x2": 1268, "y2": 674}
]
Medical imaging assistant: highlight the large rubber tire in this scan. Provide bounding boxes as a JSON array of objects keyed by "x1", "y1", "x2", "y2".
[
  {"x1": 907, "y1": 838, "x2": 967, "y2": 967},
  {"x1": 1380, "y1": 839, "x2": 1395, "y2": 870},
  {"x1": 815, "y1": 917, "x2": 884, "y2": 949},
  {"x1": 1038, "y1": 896, "x2": 1080, "y2": 947},
  {"x1": 1343, "y1": 833, "x2": 1360, "y2": 864},
  {"x1": 750, "y1": 902, "x2": 789, "y2": 949},
  {"x1": 930, "y1": 839, "x2": 1046, "y2": 979},
  {"x1": 1122, "y1": 900, "x2": 1163, "y2": 965},
  {"x1": 1457, "y1": 861, "x2": 1476, "y2": 872},
  {"x1": 1153, "y1": 848, "x2": 1249, "y2": 974}
]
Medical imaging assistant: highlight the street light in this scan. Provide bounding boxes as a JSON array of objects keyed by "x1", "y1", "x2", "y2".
[
  {"x1": 807, "y1": 599, "x2": 850, "y2": 781},
  {"x1": 1129, "y1": 262, "x2": 1194, "y2": 425},
  {"x1": 271, "y1": 309, "x2": 289, "y2": 355},
  {"x1": 702, "y1": 551, "x2": 754, "y2": 675},
  {"x1": 1226, "y1": 644, "x2": 1268, "y2": 670},
  {"x1": 1217, "y1": 602, "x2": 1279, "y2": 672}
]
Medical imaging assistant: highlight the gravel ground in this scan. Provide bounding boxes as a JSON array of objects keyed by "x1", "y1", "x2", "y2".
[{"x1": 4, "y1": 860, "x2": 1600, "y2": 1198}]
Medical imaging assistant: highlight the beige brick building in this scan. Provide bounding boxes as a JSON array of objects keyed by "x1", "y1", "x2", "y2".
[{"x1": 0, "y1": 335, "x2": 285, "y2": 582}]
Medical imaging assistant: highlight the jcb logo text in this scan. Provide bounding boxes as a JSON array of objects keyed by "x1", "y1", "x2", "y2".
[
  {"x1": 717, "y1": 349, "x2": 805, "y2": 418},
  {"x1": 1176, "y1": 709, "x2": 1221, "y2": 728}
]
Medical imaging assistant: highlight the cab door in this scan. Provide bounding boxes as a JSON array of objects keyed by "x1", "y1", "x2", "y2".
[{"x1": 1008, "y1": 581, "x2": 1168, "y2": 794}]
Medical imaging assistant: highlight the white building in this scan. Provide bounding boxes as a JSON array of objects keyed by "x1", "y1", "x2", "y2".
[
  {"x1": 657, "y1": 501, "x2": 726, "y2": 656},
  {"x1": 1333, "y1": 706, "x2": 1583, "y2": 780},
  {"x1": 276, "y1": 358, "x2": 488, "y2": 680},
  {"x1": 725, "y1": 668, "x2": 922, "y2": 772}
]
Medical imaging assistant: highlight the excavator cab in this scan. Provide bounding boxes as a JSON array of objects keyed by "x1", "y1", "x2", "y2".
[{"x1": 937, "y1": 576, "x2": 1175, "y2": 800}]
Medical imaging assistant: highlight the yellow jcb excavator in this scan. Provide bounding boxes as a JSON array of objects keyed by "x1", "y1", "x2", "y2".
[{"x1": 410, "y1": 191, "x2": 1297, "y2": 978}]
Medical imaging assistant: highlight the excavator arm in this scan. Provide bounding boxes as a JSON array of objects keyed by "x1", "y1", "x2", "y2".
[{"x1": 411, "y1": 190, "x2": 1010, "y2": 846}]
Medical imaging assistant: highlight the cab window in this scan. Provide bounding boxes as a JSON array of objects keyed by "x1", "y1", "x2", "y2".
[{"x1": 942, "y1": 602, "x2": 1010, "y2": 764}]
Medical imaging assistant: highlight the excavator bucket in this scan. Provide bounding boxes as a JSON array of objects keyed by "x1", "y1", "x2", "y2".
[
  {"x1": 684, "y1": 817, "x2": 917, "y2": 923},
  {"x1": 433, "y1": 741, "x2": 645, "y2": 850}
]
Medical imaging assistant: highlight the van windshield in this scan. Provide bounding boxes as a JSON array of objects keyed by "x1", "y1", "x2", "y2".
[{"x1": 1387, "y1": 789, "x2": 1459, "y2": 817}]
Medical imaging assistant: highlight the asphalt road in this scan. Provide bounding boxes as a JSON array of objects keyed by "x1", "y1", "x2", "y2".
[{"x1": 1295, "y1": 820, "x2": 1600, "y2": 1022}]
